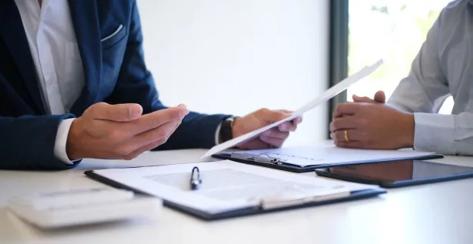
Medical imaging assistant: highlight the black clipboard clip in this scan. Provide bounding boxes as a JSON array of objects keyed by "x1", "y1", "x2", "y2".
[
  {"x1": 228, "y1": 152, "x2": 291, "y2": 166},
  {"x1": 212, "y1": 152, "x2": 308, "y2": 172}
]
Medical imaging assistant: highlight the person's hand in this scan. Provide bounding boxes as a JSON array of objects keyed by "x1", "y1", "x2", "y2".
[
  {"x1": 330, "y1": 102, "x2": 414, "y2": 149},
  {"x1": 231, "y1": 108, "x2": 302, "y2": 149},
  {"x1": 352, "y1": 90, "x2": 386, "y2": 104},
  {"x1": 67, "y1": 102, "x2": 189, "y2": 160}
]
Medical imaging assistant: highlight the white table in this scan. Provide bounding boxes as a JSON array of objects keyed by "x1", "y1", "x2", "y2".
[{"x1": 1, "y1": 149, "x2": 473, "y2": 244}]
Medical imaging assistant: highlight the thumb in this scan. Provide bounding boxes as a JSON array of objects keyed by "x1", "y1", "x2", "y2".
[
  {"x1": 352, "y1": 95, "x2": 374, "y2": 103},
  {"x1": 87, "y1": 102, "x2": 143, "y2": 121},
  {"x1": 374, "y1": 90, "x2": 386, "y2": 103}
]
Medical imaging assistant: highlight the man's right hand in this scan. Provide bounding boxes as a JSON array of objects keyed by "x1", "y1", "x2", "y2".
[{"x1": 66, "y1": 102, "x2": 188, "y2": 160}]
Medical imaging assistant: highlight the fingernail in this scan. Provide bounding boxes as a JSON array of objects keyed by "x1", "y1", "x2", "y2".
[
  {"x1": 179, "y1": 104, "x2": 188, "y2": 111},
  {"x1": 175, "y1": 104, "x2": 188, "y2": 118},
  {"x1": 279, "y1": 124, "x2": 287, "y2": 131},
  {"x1": 130, "y1": 104, "x2": 143, "y2": 118}
]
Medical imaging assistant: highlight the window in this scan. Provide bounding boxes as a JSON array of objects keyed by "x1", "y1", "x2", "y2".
[{"x1": 347, "y1": 0, "x2": 453, "y2": 113}]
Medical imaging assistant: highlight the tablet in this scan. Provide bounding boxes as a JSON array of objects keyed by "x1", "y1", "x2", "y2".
[{"x1": 315, "y1": 159, "x2": 473, "y2": 188}]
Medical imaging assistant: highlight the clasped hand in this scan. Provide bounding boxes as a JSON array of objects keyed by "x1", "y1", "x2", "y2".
[{"x1": 330, "y1": 91, "x2": 414, "y2": 149}]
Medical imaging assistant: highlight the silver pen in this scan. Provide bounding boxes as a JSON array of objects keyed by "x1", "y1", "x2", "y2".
[{"x1": 190, "y1": 167, "x2": 202, "y2": 190}]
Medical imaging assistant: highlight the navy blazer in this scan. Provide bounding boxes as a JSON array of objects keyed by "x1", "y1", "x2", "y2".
[{"x1": 0, "y1": 0, "x2": 229, "y2": 170}]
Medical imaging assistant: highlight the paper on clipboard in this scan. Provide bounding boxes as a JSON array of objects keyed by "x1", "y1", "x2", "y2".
[
  {"x1": 201, "y1": 59, "x2": 383, "y2": 160},
  {"x1": 86, "y1": 160, "x2": 379, "y2": 215}
]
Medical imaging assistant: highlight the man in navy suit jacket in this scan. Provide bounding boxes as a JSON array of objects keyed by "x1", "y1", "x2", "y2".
[{"x1": 0, "y1": 0, "x2": 300, "y2": 170}]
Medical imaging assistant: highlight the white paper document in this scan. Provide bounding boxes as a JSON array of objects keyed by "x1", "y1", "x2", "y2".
[
  {"x1": 89, "y1": 160, "x2": 379, "y2": 215},
  {"x1": 218, "y1": 144, "x2": 439, "y2": 168},
  {"x1": 202, "y1": 59, "x2": 383, "y2": 160}
]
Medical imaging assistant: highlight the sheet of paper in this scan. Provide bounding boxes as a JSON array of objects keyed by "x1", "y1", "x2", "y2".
[
  {"x1": 201, "y1": 59, "x2": 383, "y2": 160},
  {"x1": 225, "y1": 144, "x2": 438, "y2": 167},
  {"x1": 91, "y1": 160, "x2": 377, "y2": 214}
]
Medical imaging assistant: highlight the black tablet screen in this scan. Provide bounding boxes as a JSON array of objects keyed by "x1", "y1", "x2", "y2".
[{"x1": 316, "y1": 160, "x2": 473, "y2": 187}]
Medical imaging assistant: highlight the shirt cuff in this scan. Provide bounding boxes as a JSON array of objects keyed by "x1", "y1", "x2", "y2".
[
  {"x1": 215, "y1": 122, "x2": 223, "y2": 144},
  {"x1": 413, "y1": 112, "x2": 455, "y2": 154},
  {"x1": 54, "y1": 118, "x2": 78, "y2": 164}
]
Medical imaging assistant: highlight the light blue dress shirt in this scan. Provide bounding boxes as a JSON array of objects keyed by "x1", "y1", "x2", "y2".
[{"x1": 388, "y1": 0, "x2": 473, "y2": 155}]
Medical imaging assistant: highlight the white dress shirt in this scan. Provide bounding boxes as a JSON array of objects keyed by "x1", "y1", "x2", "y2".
[
  {"x1": 15, "y1": 0, "x2": 83, "y2": 163},
  {"x1": 388, "y1": 0, "x2": 473, "y2": 155}
]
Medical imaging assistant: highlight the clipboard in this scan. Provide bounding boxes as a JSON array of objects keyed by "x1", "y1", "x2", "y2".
[
  {"x1": 85, "y1": 161, "x2": 385, "y2": 220},
  {"x1": 212, "y1": 146, "x2": 443, "y2": 173}
]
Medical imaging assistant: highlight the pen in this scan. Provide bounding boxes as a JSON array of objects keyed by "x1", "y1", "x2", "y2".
[{"x1": 190, "y1": 167, "x2": 202, "y2": 190}]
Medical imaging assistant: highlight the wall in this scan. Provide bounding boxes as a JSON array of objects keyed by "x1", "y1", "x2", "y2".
[{"x1": 137, "y1": 0, "x2": 328, "y2": 145}]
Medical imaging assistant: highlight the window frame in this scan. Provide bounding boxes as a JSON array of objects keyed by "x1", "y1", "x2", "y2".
[{"x1": 328, "y1": 0, "x2": 349, "y2": 137}]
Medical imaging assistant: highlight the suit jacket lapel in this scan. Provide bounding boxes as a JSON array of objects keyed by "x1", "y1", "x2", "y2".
[
  {"x1": 0, "y1": 0, "x2": 46, "y2": 114},
  {"x1": 68, "y1": 0, "x2": 102, "y2": 114}
]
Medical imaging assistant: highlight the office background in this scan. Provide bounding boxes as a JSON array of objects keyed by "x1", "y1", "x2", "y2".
[
  {"x1": 137, "y1": 0, "x2": 329, "y2": 146},
  {"x1": 3, "y1": 1, "x2": 473, "y2": 243},
  {"x1": 137, "y1": 0, "x2": 453, "y2": 145}
]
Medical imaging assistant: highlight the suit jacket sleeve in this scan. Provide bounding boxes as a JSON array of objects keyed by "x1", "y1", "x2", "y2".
[
  {"x1": 0, "y1": 114, "x2": 79, "y2": 170},
  {"x1": 105, "y1": 1, "x2": 230, "y2": 149}
]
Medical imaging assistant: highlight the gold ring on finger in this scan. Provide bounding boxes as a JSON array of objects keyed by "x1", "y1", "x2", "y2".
[{"x1": 344, "y1": 130, "x2": 349, "y2": 142}]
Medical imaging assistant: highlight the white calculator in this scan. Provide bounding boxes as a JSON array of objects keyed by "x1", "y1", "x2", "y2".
[{"x1": 7, "y1": 187, "x2": 162, "y2": 228}]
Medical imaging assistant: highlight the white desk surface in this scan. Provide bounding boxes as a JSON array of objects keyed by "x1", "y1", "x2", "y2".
[{"x1": 1, "y1": 148, "x2": 473, "y2": 244}]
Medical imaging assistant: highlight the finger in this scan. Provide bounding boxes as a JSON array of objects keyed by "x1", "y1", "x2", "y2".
[
  {"x1": 374, "y1": 90, "x2": 386, "y2": 103},
  {"x1": 259, "y1": 134, "x2": 284, "y2": 148},
  {"x1": 278, "y1": 121, "x2": 297, "y2": 132},
  {"x1": 334, "y1": 103, "x2": 360, "y2": 118},
  {"x1": 258, "y1": 108, "x2": 291, "y2": 123},
  {"x1": 124, "y1": 118, "x2": 184, "y2": 159},
  {"x1": 330, "y1": 116, "x2": 357, "y2": 132},
  {"x1": 135, "y1": 119, "x2": 181, "y2": 146},
  {"x1": 278, "y1": 116, "x2": 303, "y2": 131},
  {"x1": 89, "y1": 102, "x2": 143, "y2": 122},
  {"x1": 128, "y1": 106, "x2": 188, "y2": 135},
  {"x1": 332, "y1": 130, "x2": 353, "y2": 143},
  {"x1": 236, "y1": 139, "x2": 271, "y2": 149},
  {"x1": 122, "y1": 141, "x2": 156, "y2": 160},
  {"x1": 352, "y1": 95, "x2": 375, "y2": 103},
  {"x1": 277, "y1": 109, "x2": 293, "y2": 114},
  {"x1": 124, "y1": 137, "x2": 167, "y2": 160},
  {"x1": 292, "y1": 116, "x2": 302, "y2": 124},
  {"x1": 334, "y1": 140, "x2": 365, "y2": 149},
  {"x1": 118, "y1": 119, "x2": 180, "y2": 158},
  {"x1": 262, "y1": 129, "x2": 289, "y2": 140},
  {"x1": 332, "y1": 129, "x2": 365, "y2": 144},
  {"x1": 332, "y1": 130, "x2": 348, "y2": 144}
]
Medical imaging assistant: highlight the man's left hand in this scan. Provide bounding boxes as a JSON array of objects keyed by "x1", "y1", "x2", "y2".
[{"x1": 232, "y1": 108, "x2": 302, "y2": 149}]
